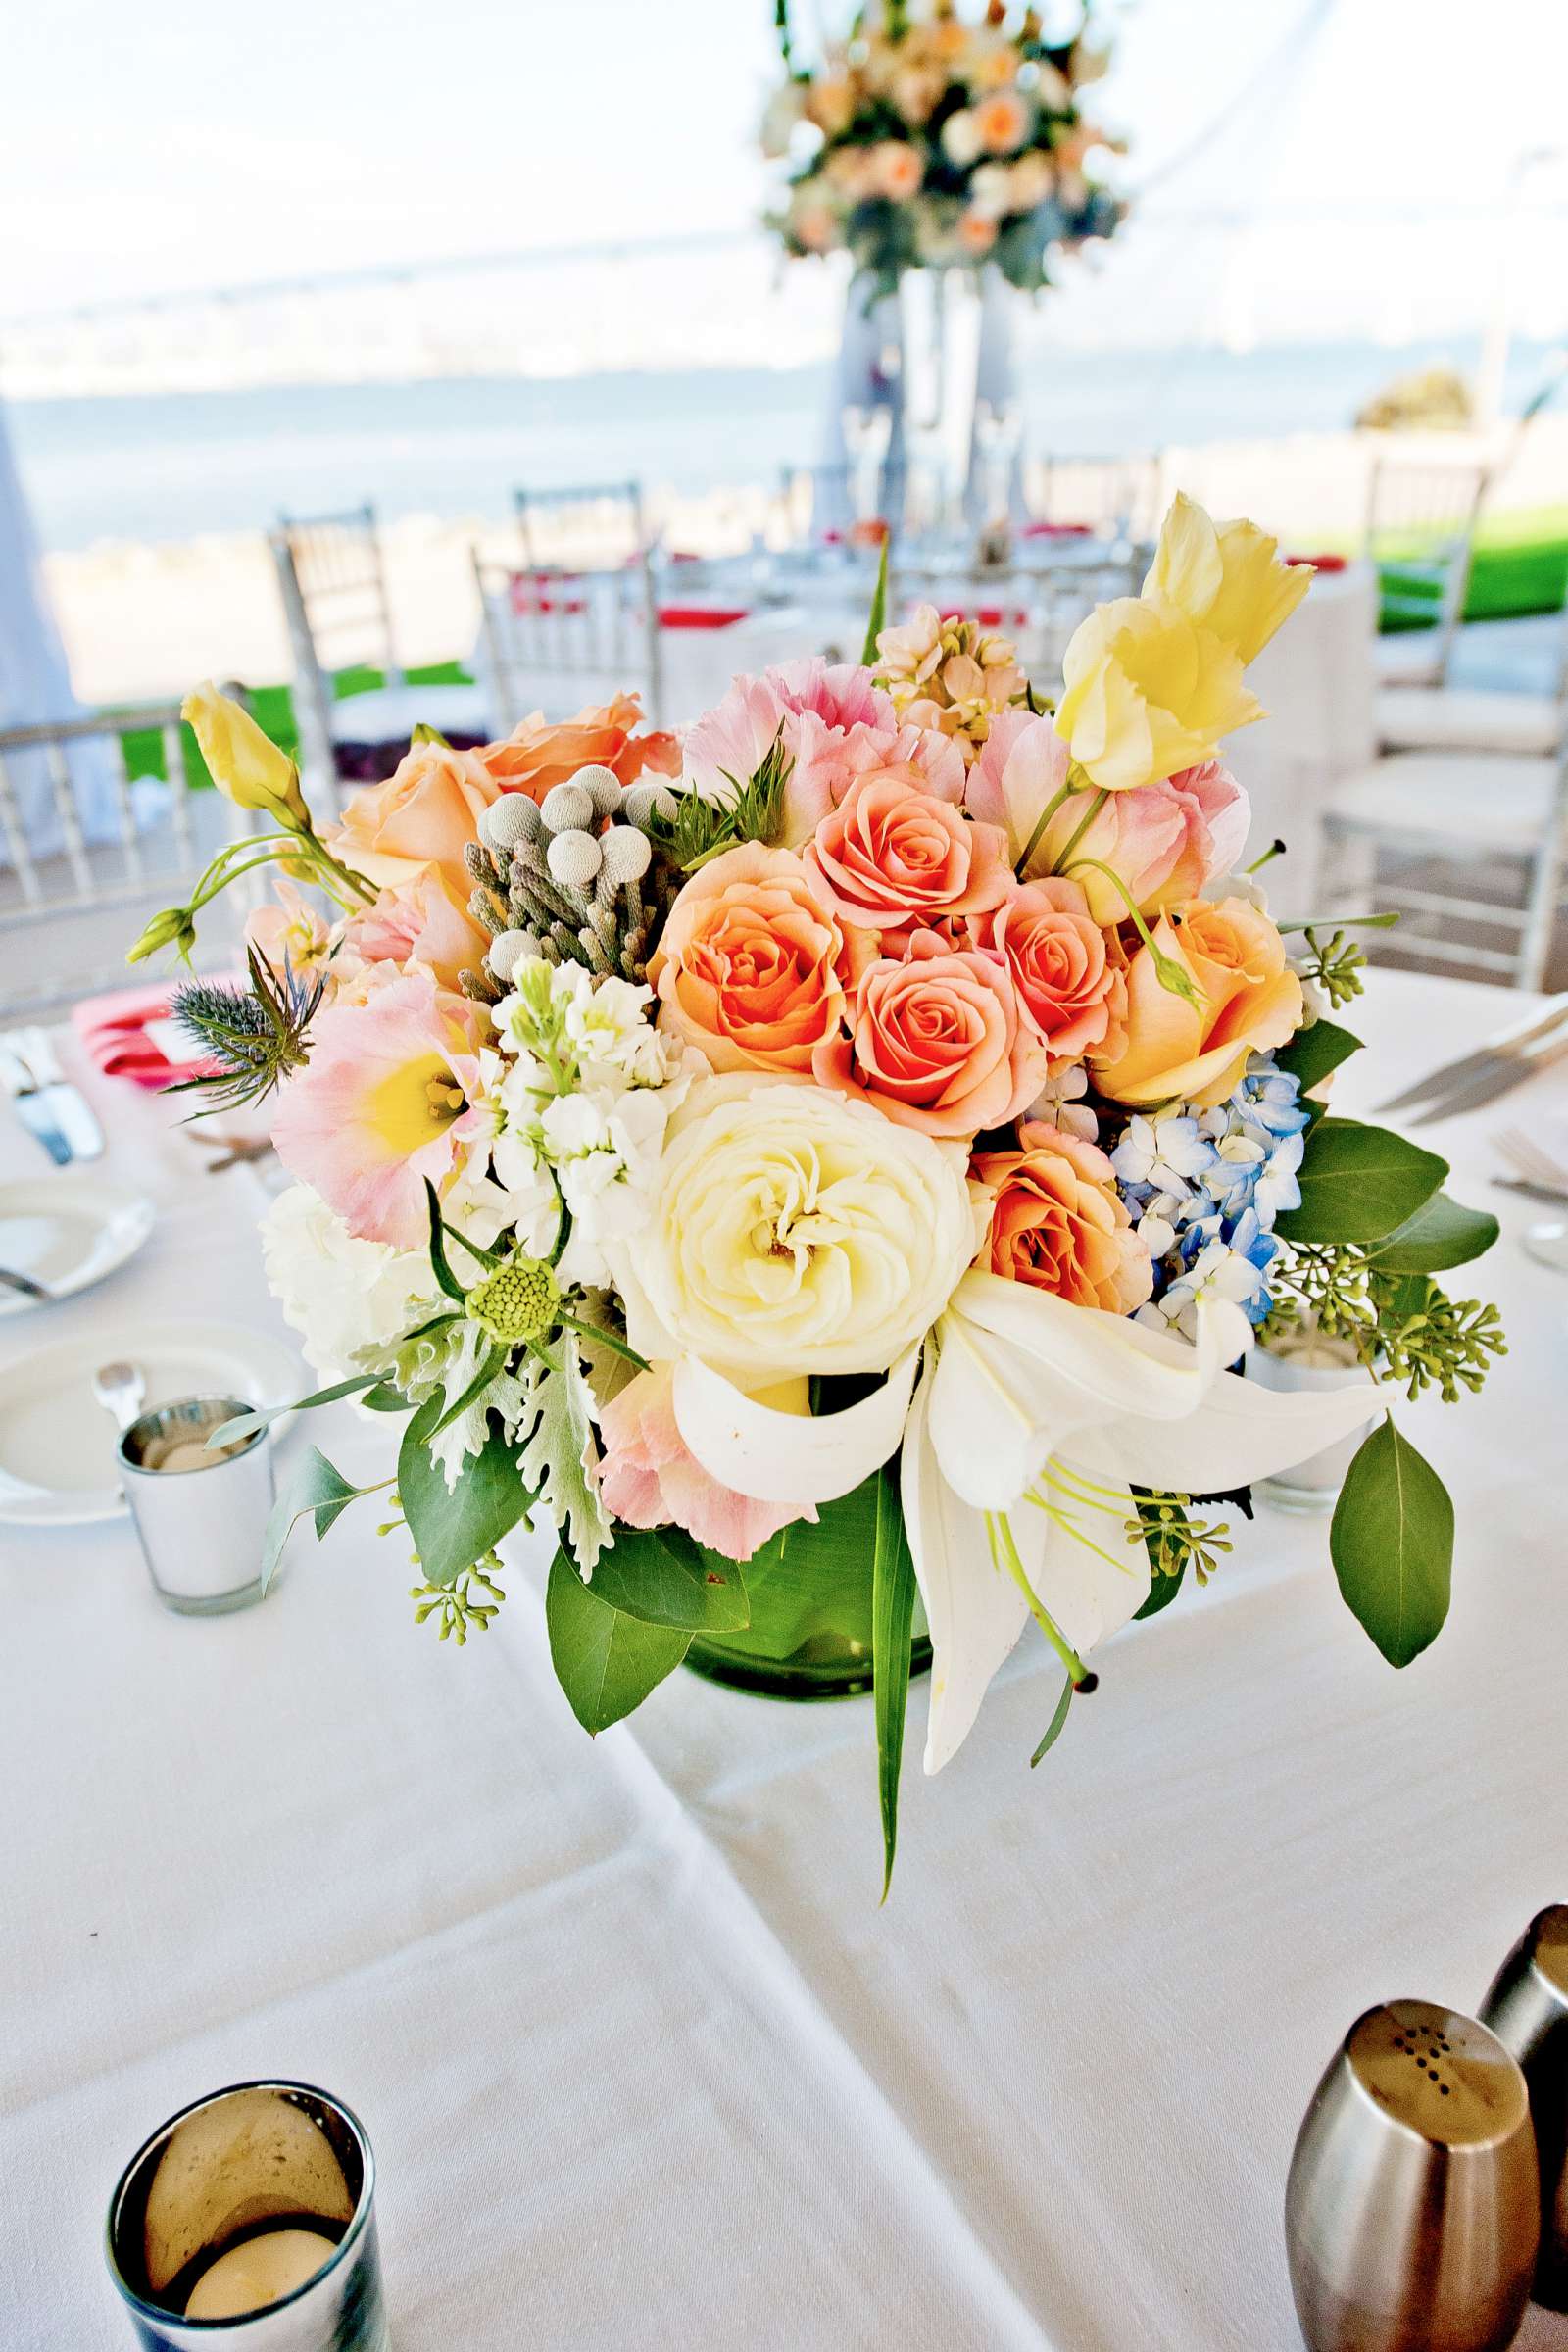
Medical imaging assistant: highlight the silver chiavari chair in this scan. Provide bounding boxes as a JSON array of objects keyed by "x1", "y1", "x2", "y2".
[
  {"x1": 513, "y1": 481, "x2": 646, "y2": 572},
  {"x1": 1364, "y1": 451, "x2": 1490, "y2": 689},
  {"x1": 0, "y1": 699, "x2": 259, "y2": 1016},
  {"x1": 472, "y1": 546, "x2": 663, "y2": 733},
  {"x1": 270, "y1": 503, "x2": 490, "y2": 792},
  {"x1": 1025, "y1": 453, "x2": 1162, "y2": 550}
]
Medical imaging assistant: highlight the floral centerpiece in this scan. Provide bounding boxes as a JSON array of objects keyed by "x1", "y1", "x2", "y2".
[
  {"x1": 136, "y1": 498, "x2": 1504, "y2": 1891},
  {"x1": 764, "y1": 0, "x2": 1122, "y2": 299}
]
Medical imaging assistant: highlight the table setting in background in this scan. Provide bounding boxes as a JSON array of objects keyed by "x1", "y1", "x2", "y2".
[{"x1": 4, "y1": 497, "x2": 1568, "y2": 2352}]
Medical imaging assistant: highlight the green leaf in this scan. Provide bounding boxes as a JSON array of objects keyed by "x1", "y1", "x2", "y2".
[
  {"x1": 361, "y1": 1382, "x2": 414, "y2": 1412},
  {"x1": 1362, "y1": 1191, "x2": 1500, "y2": 1273},
  {"x1": 1274, "y1": 1018, "x2": 1363, "y2": 1095},
  {"x1": 1133, "y1": 1559, "x2": 1186, "y2": 1620},
  {"x1": 427, "y1": 1341, "x2": 509, "y2": 1442},
  {"x1": 1330, "y1": 1415, "x2": 1453, "y2": 1667},
  {"x1": 546, "y1": 1549, "x2": 692, "y2": 1733},
  {"x1": 1030, "y1": 1672, "x2": 1074, "y2": 1766},
  {"x1": 585, "y1": 1522, "x2": 749, "y2": 1632},
  {"x1": 261, "y1": 1446, "x2": 367, "y2": 1588},
  {"x1": 1274, "y1": 1118, "x2": 1448, "y2": 1245},
  {"x1": 870, "y1": 1461, "x2": 916, "y2": 1902},
  {"x1": 422, "y1": 1179, "x2": 468, "y2": 1302},
  {"x1": 860, "y1": 534, "x2": 890, "y2": 667},
  {"x1": 397, "y1": 1395, "x2": 532, "y2": 1587},
  {"x1": 212, "y1": 1371, "x2": 380, "y2": 1446}
]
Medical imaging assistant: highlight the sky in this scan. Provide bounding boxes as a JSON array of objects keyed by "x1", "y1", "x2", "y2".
[{"x1": 4, "y1": 0, "x2": 1567, "y2": 344}]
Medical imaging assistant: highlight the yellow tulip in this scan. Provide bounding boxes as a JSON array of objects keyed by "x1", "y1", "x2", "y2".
[
  {"x1": 1054, "y1": 596, "x2": 1261, "y2": 794},
  {"x1": 1144, "y1": 491, "x2": 1311, "y2": 665},
  {"x1": 183, "y1": 683, "x2": 311, "y2": 830}
]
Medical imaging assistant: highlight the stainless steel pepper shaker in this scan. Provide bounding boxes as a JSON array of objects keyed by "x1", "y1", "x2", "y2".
[
  {"x1": 1479, "y1": 1904, "x2": 1568, "y2": 2312},
  {"x1": 1286, "y1": 1999, "x2": 1539, "y2": 2351}
]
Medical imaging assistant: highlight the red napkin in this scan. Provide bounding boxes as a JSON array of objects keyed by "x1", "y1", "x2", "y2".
[
  {"x1": 508, "y1": 573, "x2": 587, "y2": 615},
  {"x1": 72, "y1": 980, "x2": 225, "y2": 1089},
  {"x1": 1285, "y1": 552, "x2": 1348, "y2": 571},
  {"x1": 1022, "y1": 520, "x2": 1094, "y2": 538},
  {"x1": 941, "y1": 603, "x2": 1028, "y2": 630},
  {"x1": 658, "y1": 606, "x2": 752, "y2": 631}
]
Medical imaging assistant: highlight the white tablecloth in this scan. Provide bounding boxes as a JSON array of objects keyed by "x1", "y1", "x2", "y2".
[{"x1": 4, "y1": 971, "x2": 1567, "y2": 2351}]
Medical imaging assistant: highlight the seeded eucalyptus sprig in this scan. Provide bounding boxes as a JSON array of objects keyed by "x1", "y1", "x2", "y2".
[
  {"x1": 166, "y1": 947, "x2": 324, "y2": 1115},
  {"x1": 1261, "y1": 1246, "x2": 1507, "y2": 1404},
  {"x1": 1131, "y1": 1494, "x2": 1235, "y2": 1585}
]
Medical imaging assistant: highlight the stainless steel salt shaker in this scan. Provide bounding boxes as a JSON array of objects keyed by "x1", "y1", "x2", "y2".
[
  {"x1": 1286, "y1": 1999, "x2": 1539, "y2": 2351},
  {"x1": 1479, "y1": 1904, "x2": 1568, "y2": 2312}
]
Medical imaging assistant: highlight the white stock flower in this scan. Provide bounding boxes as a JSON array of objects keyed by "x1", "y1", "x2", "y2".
[
  {"x1": 614, "y1": 1074, "x2": 974, "y2": 1382},
  {"x1": 260, "y1": 1183, "x2": 439, "y2": 1381}
]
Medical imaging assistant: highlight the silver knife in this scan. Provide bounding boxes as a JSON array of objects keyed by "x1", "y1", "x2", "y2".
[
  {"x1": 10, "y1": 1090, "x2": 73, "y2": 1164},
  {"x1": 1, "y1": 1028, "x2": 104, "y2": 1163},
  {"x1": 1378, "y1": 996, "x2": 1568, "y2": 1114},
  {"x1": 1410, "y1": 1034, "x2": 1568, "y2": 1125},
  {"x1": 0, "y1": 1264, "x2": 50, "y2": 1300}
]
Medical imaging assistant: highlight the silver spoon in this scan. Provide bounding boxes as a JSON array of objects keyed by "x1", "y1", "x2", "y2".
[{"x1": 93, "y1": 1360, "x2": 146, "y2": 1432}]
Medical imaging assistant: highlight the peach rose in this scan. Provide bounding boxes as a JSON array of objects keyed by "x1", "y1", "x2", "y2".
[
  {"x1": 812, "y1": 930, "x2": 1048, "y2": 1136},
  {"x1": 1033, "y1": 760, "x2": 1252, "y2": 924},
  {"x1": 326, "y1": 739, "x2": 501, "y2": 899},
  {"x1": 649, "y1": 844, "x2": 854, "y2": 1074},
  {"x1": 338, "y1": 871, "x2": 491, "y2": 993},
  {"x1": 974, "y1": 89, "x2": 1032, "y2": 154},
  {"x1": 478, "y1": 693, "x2": 679, "y2": 805},
  {"x1": 971, "y1": 1123, "x2": 1153, "y2": 1315},
  {"x1": 804, "y1": 768, "x2": 1012, "y2": 943},
  {"x1": 1092, "y1": 896, "x2": 1304, "y2": 1110},
  {"x1": 871, "y1": 140, "x2": 925, "y2": 201},
  {"x1": 978, "y1": 877, "x2": 1127, "y2": 1064}
]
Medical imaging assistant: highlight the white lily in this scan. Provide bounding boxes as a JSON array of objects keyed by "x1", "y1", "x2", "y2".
[{"x1": 667, "y1": 1273, "x2": 1383, "y2": 1776}]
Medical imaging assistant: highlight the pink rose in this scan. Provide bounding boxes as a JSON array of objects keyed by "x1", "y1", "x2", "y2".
[
  {"x1": 338, "y1": 872, "x2": 492, "y2": 993},
  {"x1": 804, "y1": 768, "x2": 1012, "y2": 943},
  {"x1": 812, "y1": 929, "x2": 1048, "y2": 1136},
  {"x1": 597, "y1": 1363, "x2": 814, "y2": 1561},
  {"x1": 1038, "y1": 761, "x2": 1251, "y2": 925},
  {"x1": 978, "y1": 877, "x2": 1128, "y2": 1065}
]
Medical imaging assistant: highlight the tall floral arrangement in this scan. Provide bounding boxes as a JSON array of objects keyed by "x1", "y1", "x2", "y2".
[
  {"x1": 138, "y1": 498, "x2": 1504, "y2": 1891},
  {"x1": 763, "y1": 0, "x2": 1122, "y2": 299}
]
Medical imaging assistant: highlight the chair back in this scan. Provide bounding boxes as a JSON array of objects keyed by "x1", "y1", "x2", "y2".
[
  {"x1": 1364, "y1": 453, "x2": 1489, "y2": 676},
  {"x1": 513, "y1": 481, "x2": 646, "y2": 572},
  {"x1": 1026, "y1": 454, "x2": 1162, "y2": 549},
  {"x1": 0, "y1": 701, "x2": 255, "y2": 1014},
  {"x1": 887, "y1": 551, "x2": 1144, "y2": 688},
  {"x1": 270, "y1": 505, "x2": 402, "y2": 791},
  {"x1": 473, "y1": 551, "x2": 663, "y2": 731}
]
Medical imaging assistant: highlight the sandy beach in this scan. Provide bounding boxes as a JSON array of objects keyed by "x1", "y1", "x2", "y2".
[{"x1": 40, "y1": 416, "x2": 1568, "y2": 707}]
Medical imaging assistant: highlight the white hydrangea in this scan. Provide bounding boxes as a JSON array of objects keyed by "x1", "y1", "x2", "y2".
[{"x1": 260, "y1": 1183, "x2": 440, "y2": 1381}]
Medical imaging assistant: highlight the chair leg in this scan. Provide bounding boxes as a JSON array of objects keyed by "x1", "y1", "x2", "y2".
[{"x1": 1515, "y1": 771, "x2": 1568, "y2": 992}]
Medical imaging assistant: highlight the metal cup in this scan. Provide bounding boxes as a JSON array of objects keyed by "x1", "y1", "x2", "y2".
[
  {"x1": 106, "y1": 2081, "x2": 389, "y2": 2350},
  {"x1": 117, "y1": 1396, "x2": 274, "y2": 1615},
  {"x1": 1286, "y1": 1999, "x2": 1540, "y2": 2351},
  {"x1": 1479, "y1": 1904, "x2": 1568, "y2": 2310}
]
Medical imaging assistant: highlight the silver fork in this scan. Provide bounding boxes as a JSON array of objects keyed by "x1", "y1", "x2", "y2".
[{"x1": 1495, "y1": 1124, "x2": 1568, "y2": 1192}]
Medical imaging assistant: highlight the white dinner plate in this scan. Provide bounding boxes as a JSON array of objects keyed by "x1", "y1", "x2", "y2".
[
  {"x1": 0, "y1": 1318, "x2": 303, "y2": 1527},
  {"x1": 0, "y1": 1178, "x2": 156, "y2": 1318}
]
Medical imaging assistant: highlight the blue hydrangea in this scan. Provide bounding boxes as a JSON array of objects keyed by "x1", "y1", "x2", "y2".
[{"x1": 1108, "y1": 1055, "x2": 1308, "y2": 1333}]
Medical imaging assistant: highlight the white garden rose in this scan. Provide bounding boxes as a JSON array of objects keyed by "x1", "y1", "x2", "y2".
[
  {"x1": 615, "y1": 1075, "x2": 974, "y2": 1381},
  {"x1": 260, "y1": 1183, "x2": 440, "y2": 1380}
]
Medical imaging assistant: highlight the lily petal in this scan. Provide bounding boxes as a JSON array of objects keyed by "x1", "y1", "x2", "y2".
[
  {"x1": 672, "y1": 1345, "x2": 920, "y2": 1506},
  {"x1": 1069, "y1": 1362, "x2": 1381, "y2": 1496},
  {"x1": 930, "y1": 1278, "x2": 1250, "y2": 1509},
  {"x1": 901, "y1": 1357, "x2": 1034, "y2": 1774},
  {"x1": 1030, "y1": 1457, "x2": 1152, "y2": 1651}
]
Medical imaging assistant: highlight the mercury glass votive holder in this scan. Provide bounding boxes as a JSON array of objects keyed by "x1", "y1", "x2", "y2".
[{"x1": 106, "y1": 2082, "x2": 389, "y2": 2350}]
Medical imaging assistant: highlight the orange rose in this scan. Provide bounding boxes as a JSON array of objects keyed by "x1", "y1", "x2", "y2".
[
  {"x1": 812, "y1": 930, "x2": 1048, "y2": 1137},
  {"x1": 971, "y1": 1123, "x2": 1153, "y2": 1315},
  {"x1": 974, "y1": 89, "x2": 1031, "y2": 155},
  {"x1": 977, "y1": 877, "x2": 1127, "y2": 1065},
  {"x1": 478, "y1": 693, "x2": 678, "y2": 805},
  {"x1": 1092, "y1": 897, "x2": 1304, "y2": 1110},
  {"x1": 326, "y1": 739, "x2": 500, "y2": 900},
  {"x1": 804, "y1": 768, "x2": 1012, "y2": 943},
  {"x1": 650, "y1": 844, "x2": 853, "y2": 1075}
]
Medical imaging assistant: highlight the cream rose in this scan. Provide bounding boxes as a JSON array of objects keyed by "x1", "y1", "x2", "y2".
[{"x1": 615, "y1": 1076, "x2": 974, "y2": 1381}]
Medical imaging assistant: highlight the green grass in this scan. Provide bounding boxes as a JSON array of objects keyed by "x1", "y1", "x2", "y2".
[{"x1": 118, "y1": 660, "x2": 474, "y2": 787}]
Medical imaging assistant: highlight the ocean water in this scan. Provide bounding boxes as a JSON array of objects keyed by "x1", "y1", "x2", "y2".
[{"x1": 10, "y1": 335, "x2": 1553, "y2": 554}]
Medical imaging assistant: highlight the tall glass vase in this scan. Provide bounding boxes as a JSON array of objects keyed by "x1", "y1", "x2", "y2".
[{"x1": 684, "y1": 1481, "x2": 931, "y2": 1701}]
